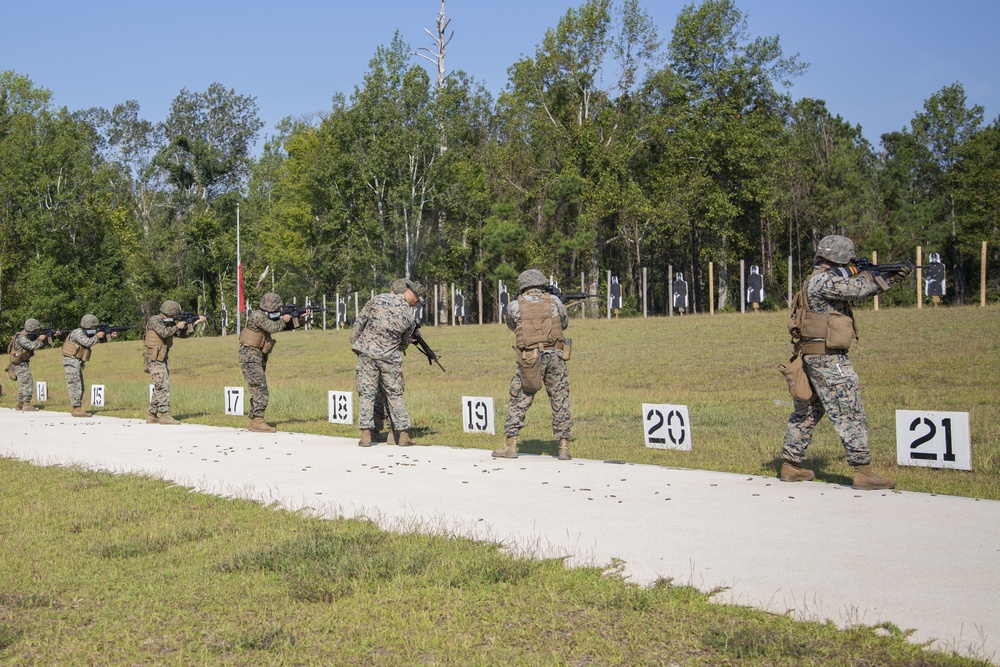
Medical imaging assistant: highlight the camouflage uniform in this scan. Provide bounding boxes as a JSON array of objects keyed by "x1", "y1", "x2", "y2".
[
  {"x1": 62, "y1": 328, "x2": 102, "y2": 407},
  {"x1": 351, "y1": 292, "x2": 417, "y2": 430},
  {"x1": 782, "y1": 268, "x2": 881, "y2": 466},
  {"x1": 10, "y1": 331, "x2": 46, "y2": 404},
  {"x1": 239, "y1": 308, "x2": 288, "y2": 419},
  {"x1": 144, "y1": 313, "x2": 191, "y2": 416},
  {"x1": 504, "y1": 289, "x2": 573, "y2": 440}
]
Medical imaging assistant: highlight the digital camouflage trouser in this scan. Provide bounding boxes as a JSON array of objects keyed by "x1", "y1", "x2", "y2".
[
  {"x1": 356, "y1": 354, "x2": 410, "y2": 430},
  {"x1": 146, "y1": 359, "x2": 171, "y2": 415},
  {"x1": 62, "y1": 357, "x2": 86, "y2": 407},
  {"x1": 782, "y1": 353, "x2": 872, "y2": 466},
  {"x1": 504, "y1": 349, "x2": 573, "y2": 439},
  {"x1": 239, "y1": 346, "x2": 270, "y2": 419},
  {"x1": 13, "y1": 363, "x2": 34, "y2": 403}
]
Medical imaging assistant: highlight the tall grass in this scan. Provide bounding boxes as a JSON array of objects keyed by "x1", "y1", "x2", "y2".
[{"x1": 8, "y1": 305, "x2": 999, "y2": 499}]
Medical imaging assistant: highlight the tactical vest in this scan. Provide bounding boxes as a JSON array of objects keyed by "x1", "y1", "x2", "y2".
[
  {"x1": 8, "y1": 332, "x2": 33, "y2": 364},
  {"x1": 62, "y1": 337, "x2": 92, "y2": 362},
  {"x1": 239, "y1": 326, "x2": 276, "y2": 355},
  {"x1": 514, "y1": 294, "x2": 564, "y2": 351},
  {"x1": 788, "y1": 268, "x2": 857, "y2": 355},
  {"x1": 144, "y1": 327, "x2": 173, "y2": 362}
]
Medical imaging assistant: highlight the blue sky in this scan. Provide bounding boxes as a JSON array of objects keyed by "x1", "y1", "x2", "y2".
[{"x1": 3, "y1": 0, "x2": 997, "y2": 149}]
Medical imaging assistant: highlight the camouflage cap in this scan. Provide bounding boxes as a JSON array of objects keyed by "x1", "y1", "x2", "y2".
[
  {"x1": 80, "y1": 314, "x2": 100, "y2": 328},
  {"x1": 259, "y1": 292, "x2": 283, "y2": 312},
  {"x1": 394, "y1": 278, "x2": 425, "y2": 299},
  {"x1": 517, "y1": 268, "x2": 548, "y2": 292},
  {"x1": 816, "y1": 235, "x2": 856, "y2": 265},
  {"x1": 159, "y1": 300, "x2": 181, "y2": 317},
  {"x1": 24, "y1": 318, "x2": 41, "y2": 332},
  {"x1": 391, "y1": 279, "x2": 410, "y2": 294}
]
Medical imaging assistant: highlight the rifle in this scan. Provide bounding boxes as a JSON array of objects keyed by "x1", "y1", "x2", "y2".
[
  {"x1": 410, "y1": 324, "x2": 446, "y2": 372},
  {"x1": 178, "y1": 312, "x2": 208, "y2": 331},
  {"x1": 280, "y1": 305, "x2": 326, "y2": 320},
  {"x1": 26, "y1": 328, "x2": 67, "y2": 343},
  {"x1": 543, "y1": 285, "x2": 599, "y2": 303},
  {"x1": 93, "y1": 324, "x2": 138, "y2": 338},
  {"x1": 851, "y1": 257, "x2": 929, "y2": 276}
]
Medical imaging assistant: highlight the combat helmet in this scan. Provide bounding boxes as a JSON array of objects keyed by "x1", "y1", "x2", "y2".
[
  {"x1": 80, "y1": 314, "x2": 100, "y2": 329},
  {"x1": 159, "y1": 300, "x2": 181, "y2": 318},
  {"x1": 816, "y1": 235, "x2": 856, "y2": 265},
  {"x1": 259, "y1": 292, "x2": 283, "y2": 312},
  {"x1": 517, "y1": 269, "x2": 548, "y2": 293},
  {"x1": 24, "y1": 318, "x2": 41, "y2": 332}
]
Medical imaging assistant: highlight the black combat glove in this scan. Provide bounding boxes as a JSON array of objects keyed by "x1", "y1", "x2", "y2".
[{"x1": 893, "y1": 265, "x2": 913, "y2": 283}]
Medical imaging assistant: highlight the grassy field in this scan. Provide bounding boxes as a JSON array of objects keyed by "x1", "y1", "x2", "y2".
[
  {"x1": 2, "y1": 306, "x2": 998, "y2": 665},
  {"x1": 7, "y1": 305, "x2": 999, "y2": 499},
  {"x1": 0, "y1": 458, "x2": 992, "y2": 666}
]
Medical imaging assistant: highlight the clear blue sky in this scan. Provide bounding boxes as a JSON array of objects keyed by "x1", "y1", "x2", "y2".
[{"x1": 3, "y1": 0, "x2": 997, "y2": 149}]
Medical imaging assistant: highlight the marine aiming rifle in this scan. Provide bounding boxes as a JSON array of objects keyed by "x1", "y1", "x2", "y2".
[{"x1": 410, "y1": 323, "x2": 446, "y2": 372}]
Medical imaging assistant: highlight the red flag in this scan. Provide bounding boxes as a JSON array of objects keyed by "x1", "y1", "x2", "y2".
[{"x1": 237, "y1": 263, "x2": 245, "y2": 314}]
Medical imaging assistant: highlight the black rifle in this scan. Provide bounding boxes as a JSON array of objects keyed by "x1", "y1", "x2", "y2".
[
  {"x1": 178, "y1": 312, "x2": 208, "y2": 330},
  {"x1": 27, "y1": 328, "x2": 67, "y2": 343},
  {"x1": 543, "y1": 285, "x2": 599, "y2": 303},
  {"x1": 281, "y1": 305, "x2": 327, "y2": 320},
  {"x1": 410, "y1": 324, "x2": 446, "y2": 372},
  {"x1": 851, "y1": 257, "x2": 929, "y2": 276},
  {"x1": 93, "y1": 324, "x2": 138, "y2": 338}
]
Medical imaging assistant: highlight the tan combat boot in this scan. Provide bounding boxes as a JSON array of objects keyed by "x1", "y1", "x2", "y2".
[
  {"x1": 385, "y1": 430, "x2": 396, "y2": 446},
  {"x1": 558, "y1": 438, "x2": 572, "y2": 461},
  {"x1": 492, "y1": 436, "x2": 518, "y2": 459},
  {"x1": 852, "y1": 464, "x2": 896, "y2": 490},
  {"x1": 249, "y1": 417, "x2": 276, "y2": 433},
  {"x1": 358, "y1": 429, "x2": 373, "y2": 447},
  {"x1": 71, "y1": 406, "x2": 92, "y2": 418},
  {"x1": 780, "y1": 461, "x2": 815, "y2": 482},
  {"x1": 157, "y1": 412, "x2": 181, "y2": 425},
  {"x1": 395, "y1": 430, "x2": 424, "y2": 446},
  {"x1": 146, "y1": 412, "x2": 159, "y2": 424},
  {"x1": 21, "y1": 403, "x2": 38, "y2": 412},
  {"x1": 14, "y1": 402, "x2": 23, "y2": 410}
]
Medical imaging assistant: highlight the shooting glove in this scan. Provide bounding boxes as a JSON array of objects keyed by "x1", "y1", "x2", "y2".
[{"x1": 893, "y1": 265, "x2": 913, "y2": 283}]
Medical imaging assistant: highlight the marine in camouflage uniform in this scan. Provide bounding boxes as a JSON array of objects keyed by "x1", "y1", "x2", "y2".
[
  {"x1": 62, "y1": 314, "x2": 113, "y2": 418},
  {"x1": 7, "y1": 319, "x2": 49, "y2": 411},
  {"x1": 352, "y1": 279, "x2": 424, "y2": 447},
  {"x1": 494, "y1": 269, "x2": 573, "y2": 461},
  {"x1": 780, "y1": 235, "x2": 911, "y2": 490},
  {"x1": 239, "y1": 292, "x2": 305, "y2": 433},
  {"x1": 143, "y1": 300, "x2": 205, "y2": 425}
]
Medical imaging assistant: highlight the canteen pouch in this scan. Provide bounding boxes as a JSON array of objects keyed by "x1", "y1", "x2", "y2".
[
  {"x1": 5, "y1": 363, "x2": 15, "y2": 380},
  {"x1": 561, "y1": 337, "x2": 572, "y2": 361},
  {"x1": 261, "y1": 338, "x2": 276, "y2": 355},
  {"x1": 517, "y1": 348, "x2": 543, "y2": 394},
  {"x1": 779, "y1": 352, "x2": 814, "y2": 402}
]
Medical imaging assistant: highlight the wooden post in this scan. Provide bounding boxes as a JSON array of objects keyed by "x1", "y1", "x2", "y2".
[
  {"x1": 740, "y1": 259, "x2": 746, "y2": 314},
  {"x1": 478, "y1": 279, "x2": 483, "y2": 324},
  {"x1": 581, "y1": 272, "x2": 586, "y2": 319},
  {"x1": 606, "y1": 270, "x2": 612, "y2": 319},
  {"x1": 354, "y1": 292, "x2": 359, "y2": 321},
  {"x1": 434, "y1": 285, "x2": 439, "y2": 326},
  {"x1": 916, "y1": 246, "x2": 923, "y2": 309},
  {"x1": 709, "y1": 262, "x2": 715, "y2": 315},
  {"x1": 450, "y1": 283, "x2": 455, "y2": 326},
  {"x1": 642, "y1": 267, "x2": 648, "y2": 317},
  {"x1": 983, "y1": 241, "x2": 988, "y2": 307},
  {"x1": 497, "y1": 279, "x2": 503, "y2": 323},
  {"x1": 668, "y1": 265, "x2": 673, "y2": 317},
  {"x1": 873, "y1": 251, "x2": 879, "y2": 311},
  {"x1": 323, "y1": 294, "x2": 328, "y2": 330}
]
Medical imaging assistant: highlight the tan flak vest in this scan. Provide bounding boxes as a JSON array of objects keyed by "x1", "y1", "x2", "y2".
[
  {"x1": 62, "y1": 336, "x2": 92, "y2": 362},
  {"x1": 239, "y1": 326, "x2": 276, "y2": 355},
  {"x1": 144, "y1": 327, "x2": 174, "y2": 363},
  {"x1": 788, "y1": 268, "x2": 858, "y2": 355},
  {"x1": 8, "y1": 332, "x2": 34, "y2": 365},
  {"x1": 514, "y1": 295, "x2": 565, "y2": 351}
]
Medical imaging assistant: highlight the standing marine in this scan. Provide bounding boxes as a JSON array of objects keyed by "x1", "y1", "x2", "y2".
[
  {"x1": 780, "y1": 235, "x2": 911, "y2": 490},
  {"x1": 493, "y1": 269, "x2": 573, "y2": 461},
  {"x1": 5, "y1": 319, "x2": 51, "y2": 411},
  {"x1": 62, "y1": 314, "x2": 117, "y2": 417},
  {"x1": 239, "y1": 292, "x2": 308, "y2": 433},
  {"x1": 352, "y1": 279, "x2": 425, "y2": 447},
  {"x1": 143, "y1": 300, "x2": 206, "y2": 424}
]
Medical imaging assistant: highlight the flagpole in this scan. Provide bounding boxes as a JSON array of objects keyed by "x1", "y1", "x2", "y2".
[{"x1": 236, "y1": 203, "x2": 242, "y2": 336}]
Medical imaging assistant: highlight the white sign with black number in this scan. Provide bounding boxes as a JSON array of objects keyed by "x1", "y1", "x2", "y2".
[
  {"x1": 224, "y1": 387, "x2": 244, "y2": 416},
  {"x1": 896, "y1": 410, "x2": 972, "y2": 471},
  {"x1": 462, "y1": 396, "x2": 496, "y2": 435},
  {"x1": 35, "y1": 381, "x2": 47, "y2": 402},
  {"x1": 90, "y1": 384, "x2": 105, "y2": 407},
  {"x1": 642, "y1": 403, "x2": 692, "y2": 451},
  {"x1": 328, "y1": 391, "x2": 352, "y2": 425}
]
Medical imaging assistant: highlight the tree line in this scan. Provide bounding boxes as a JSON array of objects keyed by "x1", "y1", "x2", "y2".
[{"x1": 1, "y1": 0, "x2": 997, "y2": 336}]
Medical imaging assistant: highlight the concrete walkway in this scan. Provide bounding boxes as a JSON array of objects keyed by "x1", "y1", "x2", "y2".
[{"x1": 2, "y1": 407, "x2": 997, "y2": 663}]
